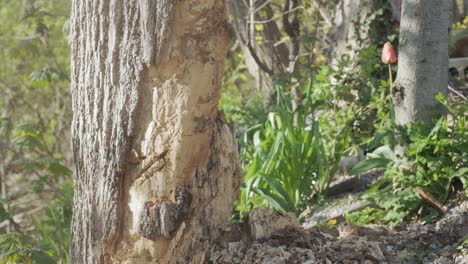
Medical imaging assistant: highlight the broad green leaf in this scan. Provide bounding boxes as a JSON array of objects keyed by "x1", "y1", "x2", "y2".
[
  {"x1": 351, "y1": 157, "x2": 391, "y2": 175},
  {"x1": 254, "y1": 188, "x2": 289, "y2": 212}
]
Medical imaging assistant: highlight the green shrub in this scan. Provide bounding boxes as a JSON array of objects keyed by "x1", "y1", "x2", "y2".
[
  {"x1": 351, "y1": 94, "x2": 468, "y2": 224},
  {"x1": 0, "y1": 122, "x2": 72, "y2": 263},
  {"x1": 0, "y1": 182, "x2": 72, "y2": 264},
  {"x1": 235, "y1": 78, "x2": 352, "y2": 216},
  {"x1": 0, "y1": 233, "x2": 56, "y2": 264}
]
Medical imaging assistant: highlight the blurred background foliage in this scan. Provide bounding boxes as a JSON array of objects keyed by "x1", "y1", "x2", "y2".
[
  {"x1": 0, "y1": 0, "x2": 71, "y2": 262},
  {"x1": 0, "y1": 0, "x2": 467, "y2": 262}
]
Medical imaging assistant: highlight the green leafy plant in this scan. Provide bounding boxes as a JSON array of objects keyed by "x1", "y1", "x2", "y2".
[
  {"x1": 345, "y1": 207, "x2": 387, "y2": 225},
  {"x1": 0, "y1": 181, "x2": 72, "y2": 264},
  {"x1": 0, "y1": 234, "x2": 56, "y2": 264},
  {"x1": 0, "y1": 121, "x2": 71, "y2": 264},
  {"x1": 457, "y1": 236, "x2": 468, "y2": 255},
  {"x1": 236, "y1": 78, "x2": 350, "y2": 216},
  {"x1": 33, "y1": 182, "x2": 72, "y2": 263},
  {"x1": 351, "y1": 94, "x2": 468, "y2": 224},
  {"x1": 0, "y1": 2, "x2": 73, "y2": 261},
  {"x1": 232, "y1": 53, "x2": 389, "y2": 220}
]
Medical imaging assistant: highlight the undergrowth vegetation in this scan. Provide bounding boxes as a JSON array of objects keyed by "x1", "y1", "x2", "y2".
[
  {"x1": 237, "y1": 79, "x2": 346, "y2": 216},
  {"x1": 228, "y1": 43, "x2": 467, "y2": 225},
  {"x1": 0, "y1": 122, "x2": 72, "y2": 263},
  {"x1": 0, "y1": 0, "x2": 72, "y2": 262},
  {"x1": 230, "y1": 46, "x2": 399, "y2": 220},
  {"x1": 348, "y1": 94, "x2": 468, "y2": 224}
]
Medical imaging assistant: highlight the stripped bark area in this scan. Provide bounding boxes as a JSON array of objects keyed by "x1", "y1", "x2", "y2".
[{"x1": 70, "y1": 1, "x2": 241, "y2": 263}]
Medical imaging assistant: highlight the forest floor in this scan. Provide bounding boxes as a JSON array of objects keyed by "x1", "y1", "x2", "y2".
[{"x1": 208, "y1": 172, "x2": 468, "y2": 264}]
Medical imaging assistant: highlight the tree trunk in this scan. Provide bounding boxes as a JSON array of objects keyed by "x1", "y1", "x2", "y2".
[
  {"x1": 70, "y1": 1, "x2": 241, "y2": 263},
  {"x1": 393, "y1": 0, "x2": 452, "y2": 125},
  {"x1": 455, "y1": 0, "x2": 468, "y2": 20},
  {"x1": 387, "y1": 0, "x2": 402, "y2": 22},
  {"x1": 227, "y1": 0, "x2": 289, "y2": 91},
  {"x1": 390, "y1": 0, "x2": 462, "y2": 23},
  {"x1": 329, "y1": 0, "x2": 372, "y2": 65},
  {"x1": 0, "y1": 94, "x2": 11, "y2": 233}
]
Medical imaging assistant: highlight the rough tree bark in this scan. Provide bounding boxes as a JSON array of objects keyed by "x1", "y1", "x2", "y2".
[
  {"x1": 393, "y1": 0, "x2": 452, "y2": 125},
  {"x1": 70, "y1": 1, "x2": 241, "y2": 263},
  {"x1": 389, "y1": 0, "x2": 463, "y2": 23},
  {"x1": 329, "y1": 0, "x2": 373, "y2": 65}
]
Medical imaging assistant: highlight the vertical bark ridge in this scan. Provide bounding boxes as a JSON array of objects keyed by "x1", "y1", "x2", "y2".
[{"x1": 71, "y1": 0, "x2": 171, "y2": 262}]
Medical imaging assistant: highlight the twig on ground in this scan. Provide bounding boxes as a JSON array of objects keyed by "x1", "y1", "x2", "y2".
[{"x1": 416, "y1": 187, "x2": 448, "y2": 214}]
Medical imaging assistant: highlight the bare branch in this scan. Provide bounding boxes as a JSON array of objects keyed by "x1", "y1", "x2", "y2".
[
  {"x1": 311, "y1": 0, "x2": 332, "y2": 27},
  {"x1": 283, "y1": 0, "x2": 301, "y2": 73},
  {"x1": 416, "y1": 187, "x2": 448, "y2": 215},
  {"x1": 249, "y1": 6, "x2": 304, "y2": 24},
  {"x1": 245, "y1": 39, "x2": 275, "y2": 75}
]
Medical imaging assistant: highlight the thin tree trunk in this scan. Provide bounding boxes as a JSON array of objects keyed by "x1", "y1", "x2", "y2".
[
  {"x1": 70, "y1": 1, "x2": 241, "y2": 263},
  {"x1": 0, "y1": 143, "x2": 9, "y2": 234},
  {"x1": 0, "y1": 92, "x2": 11, "y2": 233},
  {"x1": 228, "y1": 0, "x2": 290, "y2": 91},
  {"x1": 328, "y1": 0, "x2": 372, "y2": 65},
  {"x1": 387, "y1": 0, "x2": 402, "y2": 21},
  {"x1": 455, "y1": 0, "x2": 468, "y2": 19},
  {"x1": 393, "y1": 0, "x2": 452, "y2": 125}
]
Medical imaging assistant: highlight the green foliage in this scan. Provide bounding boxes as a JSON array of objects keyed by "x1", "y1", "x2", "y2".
[
  {"x1": 0, "y1": 122, "x2": 71, "y2": 263},
  {"x1": 0, "y1": 1, "x2": 72, "y2": 263},
  {"x1": 33, "y1": 182, "x2": 72, "y2": 262},
  {"x1": 235, "y1": 78, "x2": 351, "y2": 216},
  {"x1": 345, "y1": 207, "x2": 387, "y2": 225},
  {"x1": 351, "y1": 94, "x2": 468, "y2": 224},
  {"x1": 0, "y1": 0, "x2": 72, "y2": 174},
  {"x1": 2, "y1": 120, "x2": 72, "y2": 189},
  {"x1": 454, "y1": 16, "x2": 468, "y2": 29},
  {"x1": 229, "y1": 48, "x2": 395, "y2": 220},
  {"x1": 350, "y1": 157, "x2": 390, "y2": 176},
  {"x1": 0, "y1": 196, "x2": 12, "y2": 221},
  {"x1": 0, "y1": 182, "x2": 72, "y2": 264},
  {"x1": 0, "y1": 0, "x2": 71, "y2": 156},
  {"x1": 220, "y1": 40, "x2": 268, "y2": 140},
  {"x1": 457, "y1": 236, "x2": 468, "y2": 255},
  {"x1": 0, "y1": 234, "x2": 56, "y2": 264},
  {"x1": 222, "y1": 0, "x2": 402, "y2": 222}
]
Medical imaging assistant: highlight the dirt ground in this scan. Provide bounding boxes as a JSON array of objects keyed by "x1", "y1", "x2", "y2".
[{"x1": 208, "y1": 200, "x2": 467, "y2": 264}]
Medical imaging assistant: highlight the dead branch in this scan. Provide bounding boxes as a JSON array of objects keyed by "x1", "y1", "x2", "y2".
[{"x1": 416, "y1": 187, "x2": 448, "y2": 215}]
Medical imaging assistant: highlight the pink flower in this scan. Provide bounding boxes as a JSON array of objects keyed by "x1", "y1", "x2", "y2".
[{"x1": 381, "y1": 42, "x2": 397, "y2": 64}]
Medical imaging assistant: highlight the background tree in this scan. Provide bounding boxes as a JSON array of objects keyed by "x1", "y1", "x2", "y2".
[
  {"x1": 70, "y1": 0, "x2": 240, "y2": 263},
  {"x1": 329, "y1": 0, "x2": 373, "y2": 65},
  {"x1": 227, "y1": 0, "x2": 290, "y2": 90},
  {"x1": 227, "y1": 0, "x2": 335, "y2": 96},
  {"x1": 393, "y1": 0, "x2": 453, "y2": 125}
]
